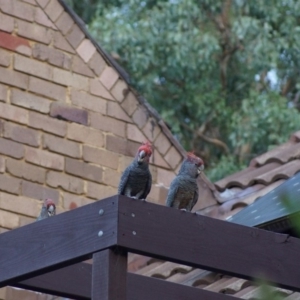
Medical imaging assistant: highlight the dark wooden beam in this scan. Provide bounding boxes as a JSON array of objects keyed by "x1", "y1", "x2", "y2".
[
  {"x1": 14, "y1": 262, "x2": 91, "y2": 300},
  {"x1": 128, "y1": 273, "x2": 236, "y2": 300},
  {"x1": 92, "y1": 248, "x2": 127, "y2": 300},
  {"x1": 117, "y1": 196, "x2": 300, "y2": 291},
  {"x1": 15, "y1": 262, "x2": 236, "y2": 300},
  {"x1": 0, "y1": 196, "x2": 118, "y2": 288}
]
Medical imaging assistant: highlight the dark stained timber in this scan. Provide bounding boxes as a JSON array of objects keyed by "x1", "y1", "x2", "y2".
[
  {"x1": 0, "y1": 196, "x2": 118, "y2": 287},
  {"x1": 117, "y1": 196, "x2": 300, "y2": 291},
  {"x1": 16, "y1": 262, "x2": 237, "y2": 300},
  {"x1": 14, "y1": 262, "x2": 92, "y2": 300},
  {"x1": 92, "y1": 248, "x2": 127, "y2": 300}
]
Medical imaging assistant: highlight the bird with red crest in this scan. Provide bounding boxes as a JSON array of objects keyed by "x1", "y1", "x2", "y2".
[
  {"x1": 166, "y1": 152, "x2": 204, "y2": 211},
  {"x1": 36, "y1": 199, "x2": 56, "y2": 221},
  {"x1": 118, "y1": 141, "x2": 153, "y2": 200}
]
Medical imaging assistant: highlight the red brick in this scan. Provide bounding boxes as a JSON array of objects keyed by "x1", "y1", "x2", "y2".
[
  {"x1": 157, "y1": 168, "x2": 175, "y2": 187},
  {"x1": 0, "y1": 84, "x2": 7, "y2": 102},
  {"x1": 22, "y1": 180, "x2": 59, "y2": 201},
  {"x1": 0, "y1": 48, "x2": 10, "y2": 67},
  {"x1": 33, "y1": 43, "x2": 71, "y2": 69},
  {"x1": 35, "y1": 7, "x2": 57, "y2": 29},
  {"x1": 71, "y1": 90, "x2": 107, "y2": 114},
  {"x1": 0, "y1": 102, "x2": 28, "y2": 124},
  {"x1": 11, "y1": 88, "x2": 51, "y2": 113},
  {"x1": 46, "y1": 171, "x2": 83, "y2": 194},
  {"x1": 63, "y1": 192, "x2": 93, "y2": 210},
  {"x1": 65, "y1": 157, "x2": 103, "y2": 183},
  {"x1": 66, "y1": 24, "x2": 85, "y2": 48},
  {"x1": 29, "y1": 77, "x2": 66, "y2": 101},
  {"x1": 90, "y1": 79, "x2": 115, "y2": 100},
  {"x1": 50, "y1": 102, "x2": 88, "y2": 125},
  {"x1": 72, "y1": 56, "x2": 94, "y2": 77},
  {"x1": 53, "y1": 68, "x2": 88, "y2": 90},
  {"x1": 23, "y1": 0, "x2": 37, "y2": 5},
  {"x1": 83, "y1": 146, "x2": 119, "y2": 169},
  {"x1": 25, "y1": 147, "x2": 64, "y2": 170},
  {"x1": 0, "y1": 0, "x2": 34, "y2": 21},
  {"x1": 3, "y1": 122, "x2": 40, "y2": 147},
  {"x1": 28, "y1": 111, "x2": 67, "y2": 137},
  {"x1": 14, "y1": 54, "x2": 52, "y2": 80},
  {"x1": 0, "y1": 173, "x2": 21, "y2": 195},
  {"x1": 119, "y1": 156, "x2": 138, "y2": 174},
  {"x1": 0, "y1": 31, "x2": 32, "y2": 56},
  {"x1": 132, "y1": 105, "x2": 148, "y2": 129},
  {"x1": 67, "y1": 123, "x2": 104, "y2": 148},
  {"x1": 17, "y1": 19, "x2": 52, "y2": 44},
  {"x1": 43, "y1": 134, "x2": 81, "y2": 158},
  {"x1": 6, "y1": 158, "x2": 46, "y2": 184},
  {"x1": 88, "y1": 52, "x2": 106, "y2": 76},
  {"x1": 106, "y1": 135, "x2": 140, "y2": 157},
  {"x1": 147, "y1": 183, "x2": 169, "y2": 205},
  {"x1": 45, "y1": 0, "x2": 64, "y2": 22},
  {"x1": 152, "y1": 149, "x2": 170, "y2": 168},
  {"x1": 164, "y1": 146, "x2": 183, "y2": 170},
  {"x1": 86, "y1": 182, "x2": 117, "y2": 199},
  {"x1": 0, "y1": 137, "x2": 24, "y2": 159},
  {"x1": 0, "y1": 210, "x2": 19, "y2": 229},
  {"x1": 99, "y1": 66, "x2": 119, "y2": 90},
  {"x1": 0, "y1": 12, "x2": 14, "y2": 32},
  {"x1": 76, "y1": 39, "x2": 96, "y2": 63},
  {"x1": 53, "y1": 31, "x2": 75, "y2": 53},
  {"x1": 121, "y1": 92, "x2": 138, "y2": 116},
  {"x1": 102, "y1": 168, "x2": 119, "y2": 188},
  {"x1": 90, "y1": 112, "x2": 126, "y2": 137},
  {"x1": 55, "y1": 11, "x2": 74, "y2": 35},
  {"x1": 0, "y1": 66, "x2": 28, "y2": 90},
  {"x1": 127, "y1": 124, "x2": 146, "y2": 143},
  {"x1": 0, "y1": 156, "x2": 4, "y2": 173},
  {"x1": 36, "y1": 0, "x2": 49, "y2": 8},
  {"x1": 142, "y1": 119, "x2": 161, "y2": 142},
  {"x1": 111, "y1": 79, "x2": 129, "y2": 102},
  {"x1": 154, "y1": 131, "x2": 172, "y2": 155},
  {"x1": 19, "y1": 215, "x2": 35, "y2": 227},
  {"x1": 107, "y1": 102, "x2": 132, "y2": 122}
]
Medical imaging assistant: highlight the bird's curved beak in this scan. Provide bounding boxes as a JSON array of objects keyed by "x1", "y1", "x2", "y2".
[
  {"x1": 48, "y1": 205, "x2": 55, "y2": 216},
  {"x1": 197, "y1": 164, "x2": 204, "y2": 174},
  {"x1": 138, "y1": 150, "x2": 146, "y2": 163}
]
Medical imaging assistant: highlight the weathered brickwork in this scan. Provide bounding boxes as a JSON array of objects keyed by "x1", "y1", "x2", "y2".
[{"x1": 0, "y1": 1, "x2": 184, "y2": 298}]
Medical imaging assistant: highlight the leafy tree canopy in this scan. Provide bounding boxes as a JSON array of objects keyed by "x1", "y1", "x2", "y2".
[{"x1": 67, "y1": 0, "x2": 300, "y2": 181}]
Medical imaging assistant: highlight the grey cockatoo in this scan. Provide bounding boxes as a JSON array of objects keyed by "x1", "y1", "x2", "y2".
[
  {"x1": 36, "y1": 199, "x2": 56, "y2": 221},
  {"x1": 166, "y1": 152, "x2": 204, "y2": 211},
  {"x1": 118, "y1": 141, "x2": 152, "y2": 200}
]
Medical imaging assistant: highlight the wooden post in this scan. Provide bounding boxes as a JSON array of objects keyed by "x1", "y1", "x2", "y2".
[{"x1": 92, "y1": 248, "x2": 127, "y2": 300}]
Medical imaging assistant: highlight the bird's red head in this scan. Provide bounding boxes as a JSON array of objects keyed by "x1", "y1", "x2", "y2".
[
  {"x1": 137, "y1": 141, "x2": 152, "y2": 163},
  {"x1": 44, "y1": 199, "x2": 56, "y2": 216},
  {"x1": 186, "y1": 152, "x2": 204, "y2": 172}
]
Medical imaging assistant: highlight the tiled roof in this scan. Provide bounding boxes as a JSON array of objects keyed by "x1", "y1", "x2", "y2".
[{"x1": 129, "y1": 130, "x2": 300, "y2": 299}]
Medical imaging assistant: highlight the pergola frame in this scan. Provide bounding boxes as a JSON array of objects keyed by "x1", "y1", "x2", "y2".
[{"x1": 0, "y1": 195, "x2": 300, "y2": 299}]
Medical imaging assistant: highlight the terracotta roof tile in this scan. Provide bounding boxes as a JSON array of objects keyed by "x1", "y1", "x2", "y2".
[
  {"x1": 250, "y1": 141, "x2": 296, "y2": 167},
  {"x1": 215, "y1": 162, "x2": 281, "y2": 190}
]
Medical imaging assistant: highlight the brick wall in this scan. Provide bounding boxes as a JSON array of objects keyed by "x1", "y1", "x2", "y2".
[{"x1": 0, "y1": 0, "x2": 184, "y2": 298}]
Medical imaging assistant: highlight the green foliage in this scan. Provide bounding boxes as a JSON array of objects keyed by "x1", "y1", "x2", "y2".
[{"x1": 68, "y1": 0, "x2": 300, "y2": 181}]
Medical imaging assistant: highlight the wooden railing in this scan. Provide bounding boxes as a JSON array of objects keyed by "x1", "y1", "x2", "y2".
[{"x1": 0, "y1": 195, "x2": 299, "y2": 299}]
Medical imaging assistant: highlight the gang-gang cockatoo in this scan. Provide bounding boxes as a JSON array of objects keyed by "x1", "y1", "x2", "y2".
[
  {"x1": 36, "y1": 199, "x2": 56, "y2": 221},
  {"x1": 118, "y1": 141, "x2": 152, "y2": 200},
  {"x1": 166, "y1": 152, "x2": 204, "y2": 211}
]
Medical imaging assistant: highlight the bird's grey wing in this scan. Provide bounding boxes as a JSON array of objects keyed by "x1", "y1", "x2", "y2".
[
  {"x1": 188, "y1": 188, "x2": 199, "y2": 212},
  {"x1": 165, "y1": 177, "x2": 180, "y2": 207},
  {"x1": 141, "y1": 171, "x2": 152, "y2": 199},
  {"x1": 118, "y1": 167, "x2": 131, "y2": 195}
]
